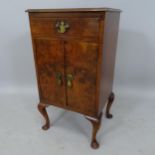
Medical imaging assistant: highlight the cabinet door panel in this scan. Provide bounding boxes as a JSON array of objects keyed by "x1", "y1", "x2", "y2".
[
  {"x1": 35, "y1": 39, "x2": 66, "y2": 106},
  {"x1": 65, "y1": 40, "x2": 98, "y2": 116}
]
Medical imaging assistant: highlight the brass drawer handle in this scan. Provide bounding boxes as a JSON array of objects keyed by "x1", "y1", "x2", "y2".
[
  {"x1": 56, "y1": 21, "x2": 70, "y2": 33},
  {"x1": 67, "y1": 74, "x2": 74, "y2": 88},
  {"x1": 56, "y1": 72, "x2": 62, "y2": 86}
]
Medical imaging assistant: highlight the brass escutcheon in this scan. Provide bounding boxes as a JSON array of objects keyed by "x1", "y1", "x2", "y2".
[
  {"x1": 56, "y1": 72, "x2": 62, "y2": 86},
  {"x1": 67, "y1": 74, "x2": 74, "y2": 88},
  {"x1": 55, "y1": 21, "x2": 70, "y2": 33}
]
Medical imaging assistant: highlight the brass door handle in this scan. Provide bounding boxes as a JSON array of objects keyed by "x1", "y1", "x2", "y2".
[
  {"x1": 56, "y1": 21, "x2": 70, "y2": 33},
  {"x1": 56, "y1": 72, "x2": 62, "y2": 86},
  {"x1": 67, "y1": 74, "x2": 74, "y2": 88}
]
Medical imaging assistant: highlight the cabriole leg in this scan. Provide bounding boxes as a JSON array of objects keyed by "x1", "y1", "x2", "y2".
[
  {"x1": 85, "y1": 113, "x2": 103, "y2": 149},
  {"x1": 38, "y1": 103, "x2": 50, "y2": 130},
  {"x1": 106, "y1": 92, "x2": 115, "y2": 119}
]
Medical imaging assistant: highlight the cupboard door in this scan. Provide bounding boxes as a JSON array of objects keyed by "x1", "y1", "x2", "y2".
[
  {"x1": 64, "y1": 40, "x2": 98, "y2": 116},
  {"x1": 35, "y1": 38, "x2": 66, "y2": 107}
]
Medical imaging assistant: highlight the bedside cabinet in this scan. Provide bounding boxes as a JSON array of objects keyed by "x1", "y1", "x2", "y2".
[{"x1": 26, "y1": 8, "x2": 121, "y2": 149}]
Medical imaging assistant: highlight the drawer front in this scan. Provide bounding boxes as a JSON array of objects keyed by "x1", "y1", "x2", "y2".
[{"x1": 30, "y1": 17, "x2": 100, "y2": 38}]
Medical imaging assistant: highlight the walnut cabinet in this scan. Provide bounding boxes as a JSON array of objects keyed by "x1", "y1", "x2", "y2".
[{"x1": 26, "y1": 8, "x2": 121, "y2": 149}]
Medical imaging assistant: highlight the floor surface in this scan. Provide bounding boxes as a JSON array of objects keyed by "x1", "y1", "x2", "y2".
[{"x1": 0, "y1": 90, "x2": 154, "y2": 155}]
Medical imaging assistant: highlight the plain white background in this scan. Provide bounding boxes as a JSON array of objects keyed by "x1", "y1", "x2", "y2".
[{"x1": 0, "y1": 0, "x2": 155, "y2": 155}]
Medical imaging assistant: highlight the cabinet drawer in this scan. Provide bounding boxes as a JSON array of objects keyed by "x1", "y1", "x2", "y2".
[{"x1": 30, "y1": 17, "x2": 100, "y2": 38}]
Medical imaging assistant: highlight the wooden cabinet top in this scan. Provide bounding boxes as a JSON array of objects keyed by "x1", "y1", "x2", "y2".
[{"x1": 26, "y1": 8, "x2": 121, "y2": 13}]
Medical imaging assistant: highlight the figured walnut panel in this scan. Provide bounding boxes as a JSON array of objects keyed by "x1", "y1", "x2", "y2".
[
  {"x1": 64, "y1": 40, "x2": 99, "y2": 116},
  {"x1": 35, "y1": 38, "x2": 66, "y2": 107}
]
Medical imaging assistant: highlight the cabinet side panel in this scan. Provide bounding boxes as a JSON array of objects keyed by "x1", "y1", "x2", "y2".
[
  {"x1": 28, "y1": 13, "x2": 42, "y2": 101},
  {"x1": 98, "y1": 12, "x2": 120, "y2": 114}
]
